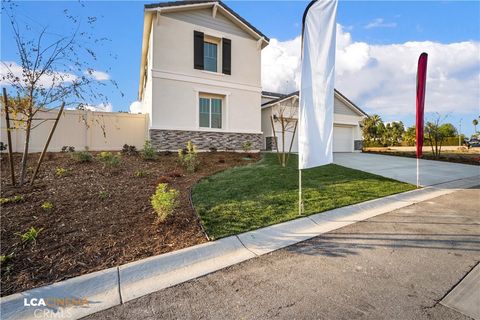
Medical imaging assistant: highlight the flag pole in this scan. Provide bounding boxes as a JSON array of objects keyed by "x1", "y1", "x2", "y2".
[
  {"x1": 299, "y1": 169, "x2": 302, "y2": 215},
  {"x1": 416, "y1": 157, "x2": 419, "y2": 188}
]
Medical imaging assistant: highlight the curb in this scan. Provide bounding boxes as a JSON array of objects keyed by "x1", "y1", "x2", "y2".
[{"x1": 1, "y1": 176, "x2": 478, "y2": 319}]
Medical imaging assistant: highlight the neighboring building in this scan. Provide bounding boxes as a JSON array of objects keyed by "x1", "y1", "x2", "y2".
[
  {"x1": 138, "y1": 0, "x2": 269, "y2": 151},
  {"x1": 261, "y1": 90, "x2": 368, "y2": 153}
]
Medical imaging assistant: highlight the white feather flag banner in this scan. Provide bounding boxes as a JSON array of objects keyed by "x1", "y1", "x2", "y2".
[{"x1": 298, "y1": 0, "x2": 338, "y2": 169}]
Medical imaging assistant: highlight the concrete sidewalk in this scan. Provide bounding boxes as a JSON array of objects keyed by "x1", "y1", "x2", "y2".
[
  {"x1": 334, "y1": 152, "x2": 479, "y2": 186},
  {"x1": 86, "y1": 186, "x2": 480, "y2": 320}
]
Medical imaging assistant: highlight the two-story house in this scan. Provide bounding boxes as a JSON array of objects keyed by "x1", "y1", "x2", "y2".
[{"x1": 138, "y1": 0, "x2": 269, "y2": 151}]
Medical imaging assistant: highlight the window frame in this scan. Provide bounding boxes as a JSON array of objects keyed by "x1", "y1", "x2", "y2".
[
  {"x1": 203, "y1": 35, "x2": 222, "y2": 74},
  {"x1": 198, "y1": 94, "x2": 224, "y2": 129}
]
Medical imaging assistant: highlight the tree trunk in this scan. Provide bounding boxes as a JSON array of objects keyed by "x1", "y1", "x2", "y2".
[
  {"x1": 19, "y1": 116, "x2": 32, "y2": 185},
  {"x1": 281, "y1": 117, "x2": 286, "y2": 167}
]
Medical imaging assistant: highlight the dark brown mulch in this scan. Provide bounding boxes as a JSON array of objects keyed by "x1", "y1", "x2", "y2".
[
  {"x1": 363, "y1": 150, "x2": 480, "y2": 166},
  {"x1": 0, "y1": 151, "x2": 259, "y2": 297}
]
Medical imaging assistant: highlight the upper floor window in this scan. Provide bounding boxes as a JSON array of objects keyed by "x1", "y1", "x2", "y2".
[
  {"x1": 204, "y1": 41, "x2": 218, "y2": 72},
  {"x1": 194, "y1": 31, "x2": 231, "y2": 75}
]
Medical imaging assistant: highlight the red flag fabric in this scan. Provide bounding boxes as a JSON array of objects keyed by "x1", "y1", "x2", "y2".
[{"x1": 416, "y1": 52, "x2": 428, "y2": 158}]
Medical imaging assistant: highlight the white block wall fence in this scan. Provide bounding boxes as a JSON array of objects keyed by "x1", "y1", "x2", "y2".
[{"x1": 1, "y1": 110, "x2": 148, "y2": 152}]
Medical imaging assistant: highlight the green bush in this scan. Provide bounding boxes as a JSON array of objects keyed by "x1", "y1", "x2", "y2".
[
  {"x1": 178, "y1": 141, "x2": 199, "y2": 173},
  {"x1": 150, "y1": 183, "x2": 179, "y2": 222},
  {"x1": 55, "y1": 167, "x2": 68, "y2": 177},
  {"x1": 0, "y1": 253, "x2": 14, "y2": 274},
  {"x1": 134, "y1": 170, "x2": 148, "y2": 178},
  {"x1": 98, "y1": 190, "x2": 109, "y2": 200},
  {"x1": 17, "y1": 227, "x2": 43, "y2": 244},
  {"x1": 71, "y1": 150, "x2": 93, "y2": 163},
  {"x1": 0, "y1": 195, "x2": 25, "y2": 205},
  {"x1": 41, "y1": 201, "x2": 54, "y2": 211},
  {"x1": 241, "y1": 140, "x2": 252, "y2": 153},
  {"x1": 141, "y1": 140, "x2": 158, "y2": 161},
  {"x1": 98, "y1": 151, "x2": 121, "y2": 168}
]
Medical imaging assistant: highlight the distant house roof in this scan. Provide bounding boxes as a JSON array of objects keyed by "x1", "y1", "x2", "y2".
[
  {"x1": 261, "y1": 91, "x2": 286, "y2": 99},
  {"x1": 145, "y1": 1, "x2": 270, "y2": 41},
  {"x1": 261, "y1": 89, "x2": 368, "y2": 117}
]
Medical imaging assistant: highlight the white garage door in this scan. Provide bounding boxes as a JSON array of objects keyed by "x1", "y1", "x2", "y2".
[{"x1": 333, "y1": 126, "x2": 353, "y2": 152}]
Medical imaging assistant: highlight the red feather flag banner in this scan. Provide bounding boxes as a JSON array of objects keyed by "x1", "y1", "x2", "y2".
[
  {"x1": 416, "y1": 52, "x2": 428, "y2": 158},
  {"x1": 415, "y1": 52, "x2": 428, "y2": 187}
]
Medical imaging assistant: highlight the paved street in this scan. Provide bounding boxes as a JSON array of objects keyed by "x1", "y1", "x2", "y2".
[
  {"x1": 334, "y1": 153, "x2": 480, "y2": 186},
  {"x1": 87, "y1": 187, "x2": 480, "y2": 320}
]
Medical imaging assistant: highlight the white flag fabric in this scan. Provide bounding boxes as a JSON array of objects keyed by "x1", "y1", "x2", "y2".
[{"x1": 298, "y1": 0, "x2": 338, "y2": 169}]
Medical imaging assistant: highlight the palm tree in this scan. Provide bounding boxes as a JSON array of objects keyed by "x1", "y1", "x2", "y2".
[{"x1": 473, "y1": 119, "x2": 478, "y2": 133}]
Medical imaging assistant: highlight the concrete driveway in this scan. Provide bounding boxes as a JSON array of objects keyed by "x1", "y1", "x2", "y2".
[
  {"x1": 86, "y1": 187, "x2": 479, "y2": 320},
  {"x1": 334, "y1": 153, "x2": 479, "y2": 186}
]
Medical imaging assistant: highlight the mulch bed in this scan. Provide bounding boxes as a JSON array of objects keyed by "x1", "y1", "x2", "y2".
[
  {"x1": 363, "y1": 149, "x2": 480, "y2": 166},
  {"x1": 0, "y1": 151, "x2": 259, "y2": 297}
]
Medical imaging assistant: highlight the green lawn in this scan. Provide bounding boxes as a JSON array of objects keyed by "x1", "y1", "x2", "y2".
[{"x1": 192, "y1": 153, "x2": 415, "y2": 239}]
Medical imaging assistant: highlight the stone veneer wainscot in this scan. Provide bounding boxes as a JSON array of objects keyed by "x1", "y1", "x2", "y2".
[{"x1": 150, "y1": 129, "x2": 262, "y2": 151}]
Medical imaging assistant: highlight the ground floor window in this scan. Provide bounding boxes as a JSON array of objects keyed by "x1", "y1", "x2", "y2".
[{"x1": 199, "y1": 95, "x2": 222, "y2": 129}]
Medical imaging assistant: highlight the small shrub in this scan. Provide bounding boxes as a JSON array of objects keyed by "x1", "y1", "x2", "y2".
[
  {"x1": 134, "y1": 170, "x2": 148, "y2": 178},
  {"x1": 61, "y1": 146, "x2": 75, "y2": 153},
  {"x1": 141, "y1": 140, "x2": 158, "y2": 161},
  {"x1": 122, "y1": 144, "x2": 138, "y2": 156},
  {"x1": 0, "y1": 142, "x2": 7, "y2": 152},
  {"x1": 41, "y1": 201, "x2": 54, "y2": 211},
  {"x1": 98, "y1": 190, "x2": 109, "y2": 200},
  {"x1": 209, "y1": 146, "x2": 217, "y2": 153},
  {"x1": 178, "y1": 141, "x2": 199, "y2": 173},
  {"x1": 0, "y1": 254, "x2": 14, "y2": 274},
  {"x1": 241, "y1": 140, "x2": 253, "y2": 153},
  {"x1": 150, "y1": 183, "x2": 179, "y2": 222},
  {"x1": 98, "y1": 151, "x2": 121, "y2": 168},
  {"x1": 71, "y1": 150, "x2": 93, "y2": 163},
  {"x1": 158, "y1": 175, "x2": 172, "y2": 184},
  {"x1": 55, "y1": 167, "x2": 68, "y2": 177},
  {"x1": 0, "y1": 195, "x2": 25, "y2": 205},
  {"x1": 17, "y1": 227, "x2": 43, "y2": 244},
  {"x1": 0, "y1": 254, "x2": 14, "y2": 264}
]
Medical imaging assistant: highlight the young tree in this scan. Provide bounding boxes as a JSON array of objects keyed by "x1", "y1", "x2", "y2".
[
  {"x1": 424, "y1": 114, "x2": 457, "y2": 158},
  {"x1": 473, "y1": 119, "x2": 478, "y2": 133},
  {"x1": 404, "y1": 125, "x2": 416, "y2": 146},
  {"x1": 270, "y1": 97, "x2": 298, "y2": 167},
  {"x1": 1, "y1": 2, "x2": 121, "y2": 186}
]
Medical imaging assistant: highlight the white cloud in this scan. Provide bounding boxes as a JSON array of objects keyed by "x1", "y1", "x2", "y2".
[
  {"x1": 83, "y1": 102, "x2": 113, "y2": 112},
  {"x1": 261, "y1": 24, "x2": 480, "y2": 117},
  {"x1": 364, "y1": 18, "x2": 397, "y2": 29},
  {"x1": 129, "y1": 101, "x2": 142, "y2": 114},
  {"x1": 84, "y1": 69, "x2": 110, "y2": 81},
  {"x1": 0, "y1": 61, "x2": 77, "y2": 87}
]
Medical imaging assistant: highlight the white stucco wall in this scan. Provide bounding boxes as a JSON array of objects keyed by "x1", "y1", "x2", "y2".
[
  {"x1": 143, "y1": 9, "x2": 263, "y2": 134},
  {"x1": 1, "y1": 110, "x2": 148, "y2": 152}
]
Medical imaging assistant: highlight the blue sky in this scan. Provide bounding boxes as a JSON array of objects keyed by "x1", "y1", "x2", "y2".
[{"x1": 1, "y1": 1, "x2": 479, "y2": 136}]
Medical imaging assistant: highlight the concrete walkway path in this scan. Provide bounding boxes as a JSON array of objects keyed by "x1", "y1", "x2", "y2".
[
  {"x1": 334, "y1": 153, "x2": 479, "y2": 186},
  {"x1": 86, "y1": 187, "x2": 480, "y2": 320}
]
